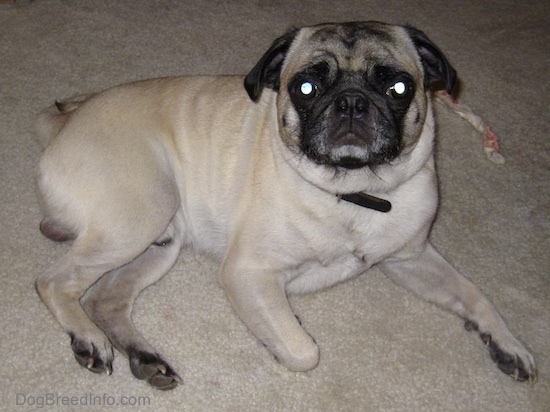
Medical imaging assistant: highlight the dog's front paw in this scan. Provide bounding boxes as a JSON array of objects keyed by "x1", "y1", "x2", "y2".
[
  {"x1": 464, "y1": 320, "x2": 537, "y2": 382},
  {"x1": 69, "y1": 333, "x2": 113, "y2": 375},
  {"x1": 128, "y1": 349, "x2": 182, "y2": 390},
  {"x1": 267, "y1": 334, "x2": 320, "y2": 372}
]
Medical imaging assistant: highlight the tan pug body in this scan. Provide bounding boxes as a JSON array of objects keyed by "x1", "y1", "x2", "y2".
[{"x1": 35, "y1": 22, "x2": 536, "y2": 390}]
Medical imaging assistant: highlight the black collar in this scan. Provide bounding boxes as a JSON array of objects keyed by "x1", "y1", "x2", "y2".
[{"x1": 339, "y1": 192, "x2": 392, "y2": 212}]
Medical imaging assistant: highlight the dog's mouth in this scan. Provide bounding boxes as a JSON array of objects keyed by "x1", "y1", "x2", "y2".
[
  {"x1": 333, "y1": 131, "x2": 368, "y2": 148},
  {"x1": 333, "y1": 156, "x2": 369, "y2": 170},
  {"x1": 302, "y1": 129, "x2": 401, "y2": 170},
  {"x1": 328, "y1": 133, "x2": 372, "y2": 169}
]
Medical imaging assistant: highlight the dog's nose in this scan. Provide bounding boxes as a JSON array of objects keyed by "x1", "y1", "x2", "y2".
[{"x1": 335, "y1": 93, "x2": 367, "y2": 116}]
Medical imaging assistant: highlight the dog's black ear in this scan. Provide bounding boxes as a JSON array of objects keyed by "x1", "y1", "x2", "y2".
[
  {"x1": 244, "y1": 29, "x2": 299, "y2": 101},
  {"x1": 405, "y1": 26, "x2": 457, "y2": 93}
]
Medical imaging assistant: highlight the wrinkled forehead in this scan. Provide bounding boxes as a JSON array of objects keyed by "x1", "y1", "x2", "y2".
[{"x1": 283, "y1": 22, "x2": 421, "y2": 78}]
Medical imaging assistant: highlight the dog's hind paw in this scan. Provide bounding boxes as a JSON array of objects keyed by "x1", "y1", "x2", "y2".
[
  {"x1": 69, "y1": 333, "x2": 113, "y2": 375},
  {"x1": 128, "y1": 349, "x2": 182, "y2": 390},
  {"x1": 464, "y1": 320, "x2": 537, "y2": 383}
]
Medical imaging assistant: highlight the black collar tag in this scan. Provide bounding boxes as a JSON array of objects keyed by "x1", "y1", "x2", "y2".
[{"x1": 339, "y1": 192, "x2": 392, "y2": 213}]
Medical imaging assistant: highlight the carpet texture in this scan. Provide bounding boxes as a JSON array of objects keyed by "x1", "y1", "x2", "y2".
[{"x1": 1, "y1": 1, "x2": 548, "y2": 410}]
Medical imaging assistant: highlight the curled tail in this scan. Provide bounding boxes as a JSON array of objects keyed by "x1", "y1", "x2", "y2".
[{"x1": 34, "y1": 94, "x2": 93, "y2": 148}]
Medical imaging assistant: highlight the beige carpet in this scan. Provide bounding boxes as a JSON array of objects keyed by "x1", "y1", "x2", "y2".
[{"x1": 1, "y1": 1, "x2": 548, "y2": 410}]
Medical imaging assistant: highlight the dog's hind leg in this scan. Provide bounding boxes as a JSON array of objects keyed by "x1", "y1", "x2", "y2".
[
  {"x1": 35, "y1": 231, "x2": 151, "y2": 375},
  {"x1": 81, "y1": 211, "x2": 185, "y2": 390},
  {"x1": 36, "y1": 161, "x2": 180, "y2": 378}
]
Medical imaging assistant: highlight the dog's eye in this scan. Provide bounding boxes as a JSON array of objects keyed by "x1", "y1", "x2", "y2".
[
  {"x1": 387, "y1": 79, "x2": 413, "y2": 99},
  {"x1": 297, "y1": 81, "x2": 318, "y2": 100}
]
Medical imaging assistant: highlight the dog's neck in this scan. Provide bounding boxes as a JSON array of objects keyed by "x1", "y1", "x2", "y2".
[{"x1": 339, "y1": 192, "x2": 392, "y2": 212}]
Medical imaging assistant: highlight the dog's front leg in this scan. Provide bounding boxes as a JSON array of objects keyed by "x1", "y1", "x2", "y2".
[
  {"x1": 220, "y1": 260, "x2": 319, "y2": 372},
  {"x1": 378, "y1": 242, "x2": 537, "y2": 381}
]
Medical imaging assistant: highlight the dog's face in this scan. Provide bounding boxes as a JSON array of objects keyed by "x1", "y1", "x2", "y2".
[{"x1": 245, "y1": 22, "x2": 456, "y2": 171}]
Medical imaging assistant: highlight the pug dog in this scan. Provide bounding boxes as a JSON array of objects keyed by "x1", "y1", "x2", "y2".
[{"x1": 35, "y1": 21, "x2": 537, "y2": 390}]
